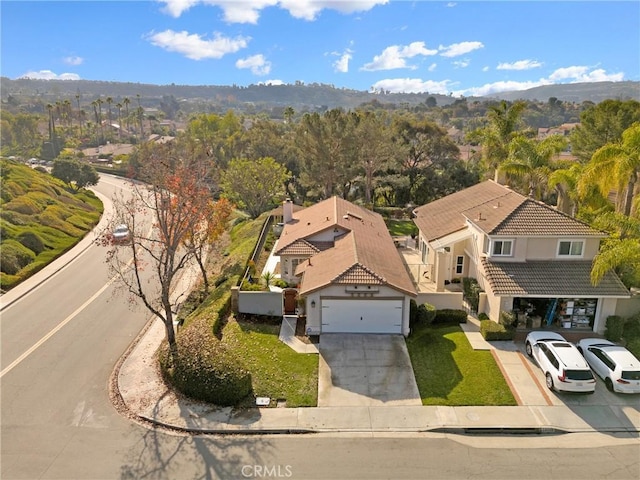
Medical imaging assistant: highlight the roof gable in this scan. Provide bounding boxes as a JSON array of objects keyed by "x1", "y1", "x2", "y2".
[
  {"x1": 415, "y1": 180, "x2": 603, "y2": 240},
  {"x1": 278, "y1": 198, "x2": 416, "y2": 296}
]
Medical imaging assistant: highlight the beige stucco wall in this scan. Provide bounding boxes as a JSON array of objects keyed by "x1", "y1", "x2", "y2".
[
  {"x1": 416, "y1": 292, "x2": 464, "y2": 310},
  {"x1": 615, "y1": 296, "x2": 640, "y2": 318},
  {"x1": 594, "y1": 298, "x2": 620, "y2": 334}
]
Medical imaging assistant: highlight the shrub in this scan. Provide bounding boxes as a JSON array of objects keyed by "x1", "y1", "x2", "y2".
[
  {"x1": 433, "y1": 309, "x2": 468, "y2": 325},
  {"x1": 159, "y1": 318, "x2": 252, "y2": 406},
  {"x1": 499, "y1": 310, "x2": 516, "y2": 328},
  {"x1": 416, "y1": 302, "x2": 437, "y2": 325},
  {"x1": 273, "y1": 279, "x2": 288, "y2": 288},
  {"x1": 623, "y1": 314, "x2": 640, "y2": 340},
  {"x1": 605, "y1": 315, "x2": 625, "y2": 342},
  {"x1": 0, "y1": 240, "x2": 35, "y2": 275},
  {"x1": 478, "y1": 312, "x2": 490, "y2": 321},
  {"x1": 462, "y1": 277, "x2": 482, "y2": 312},
  {"x1": 18, "y1": 231, "x2": 45, "y2": 255},
  {"x1": 480, "y1": 320, "x2": 515, "y2": 341},
  {"x1": 409, "y1": 299, "x2": 418, "y2": 327}
]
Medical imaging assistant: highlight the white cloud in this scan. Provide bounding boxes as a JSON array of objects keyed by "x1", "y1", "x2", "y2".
[
  {"x1": 548, "y1": 66, "x2": 624, "y2": 83},
  {"x1": 428, "y1": 63, "x2": 437, "y2": 72},
  {"x1": 482, "y1": 66, "x2": 490, "y2": 72},
  {"x1": 446, "y1": 2, "x2": 456, "y2": 7},
  {"x1": 333, "y1": 50, "x2": 352, "y2": 73},
  {"x1": 63, "y1": 56, "x2": 84, "y2": 66},
  {"x1": 455, "y1": 79, "x2": 550, "y2": 97},
  {"x1": 147, "y1": 30, "x2": 249, "y2": 60},
  {"x1": 361, "y1": 41, "x2": 438, "y2": 71},
  {"x1": 452, "y1": 59, "x2": 469, "y2": 68},
  {"x1": 259, "y1": 79, "x2": 285, "y2": 85},
  {"x1": 236, "y1": 54, "x2": 271, "y2": 75},
  {"x1": 497, "y1": 59, "x2": 543, "y2": 71},
  {"x1": 19, "y1": 70, "x2": 81, "y2": 80},
  {"x1": 439, "y1": 41, "x2": 483, "y2": 58},
  {"x1": 370, "y1": 77, "x2": 452, "y2": 94},
  {"x1": 158, "y1": 0, "x2": 386, "y2": 22}
]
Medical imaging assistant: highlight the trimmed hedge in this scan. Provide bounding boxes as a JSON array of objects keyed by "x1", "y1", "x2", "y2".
[
  {"x1": 478, "y1": 312, "x2": 490, "y2": 321},
  {"x1": 418, "y1": 303, "x2": 437, "y2": 325},
  {"x1": 480, "y1": 320, "x2": 515, "y2": 341},
  {"x1": 605, "y1": 315, "x2": 625, "y2": 342},
  {"x1": 433, "y1": 309, "x2": 468, "y2": 325},
  {"x1": 159, "y1": 317, "x2": 252, "y2": 406}
]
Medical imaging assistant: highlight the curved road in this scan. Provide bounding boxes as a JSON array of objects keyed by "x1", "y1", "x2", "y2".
[{"x1": 1, "y1": 176, "x2": 638, "y2": 480}]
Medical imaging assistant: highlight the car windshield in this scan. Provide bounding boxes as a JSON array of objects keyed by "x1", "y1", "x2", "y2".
[
  {"x1": 621, "y1": 371, "x2": 640, "y2": 380},
  {"x1": 115, "y1": 226, "x2": 128, "y2": 233},
  {"x1": 565, "y1": 369, "x2": 594, "y2": 381}
]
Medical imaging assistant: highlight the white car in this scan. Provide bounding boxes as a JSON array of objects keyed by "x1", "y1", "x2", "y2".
[
  {"x1": 576, "y1": 338, "x2": 640, "y2": 394},
  {"x1": 525, "y1": 331, "x2": 596, "y2": 393},
  {"x1": 112, "y1": 224, "x2": 131, "y2": 244}
]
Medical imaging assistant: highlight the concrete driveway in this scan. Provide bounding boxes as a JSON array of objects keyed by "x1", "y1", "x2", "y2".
[{"x1": 318, "y1": 334, "x2": 422, "y2": 407}]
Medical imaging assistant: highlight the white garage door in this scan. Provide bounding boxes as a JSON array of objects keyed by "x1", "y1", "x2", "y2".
[{"x1": 321, "y1": 299, "x2": 403, "y2": 334}]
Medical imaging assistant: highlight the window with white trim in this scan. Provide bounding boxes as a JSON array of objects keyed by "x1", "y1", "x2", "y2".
[
  {"x1": 455, "y1": 256, "x2": 464, "y2": 274},
  {"x1": 492, "y1": 239, "x2": 513, "y2": 256},
  {"x1": 557, "y1": 240, "x2": 584, "y2": 257}
]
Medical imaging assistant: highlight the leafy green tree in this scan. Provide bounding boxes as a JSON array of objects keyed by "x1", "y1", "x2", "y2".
[
  {"x1": 580, "y1": 122, "x2": 640, "y2": 217},
  {"x1": 391, "y1": 114, "x2": 460, "y2": 204},
  {"x1": 51, "y1": 158, "x2": 99, "y2": 190},
  {"x1": 570, "y1": 100, "x2": 640, "y2": 162},
  {"x1": 350, "y1": 110, "x2": 397, "y2": 205},
  {"x1": 296, "y1": 109, "x2": 356, "y2": 200},
  {"x1": 500, "y1": 133, "x2": 567, "y2": 199},
  {"x1": 221, "y1": 157, "x2": 290, "y2": 218},
  {"x1": 185, "y1": 112, "x2": 244, "y2": 169}
]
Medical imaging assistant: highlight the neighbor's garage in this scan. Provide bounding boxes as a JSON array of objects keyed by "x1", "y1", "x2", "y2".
[{"x1": 321, "y1": 299, "x2": 403, "y2": 334}]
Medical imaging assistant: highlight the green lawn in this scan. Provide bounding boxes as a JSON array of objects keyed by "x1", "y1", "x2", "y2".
[
  {"x1": 222, "y1": 317, "x2": 318, "y2": 408},
  {"x1": 406, "y1": 323, "x2": 517, "y2": 406},
  {"x1": 385, "y1": 219, "x2": 416, "y2": 237}
]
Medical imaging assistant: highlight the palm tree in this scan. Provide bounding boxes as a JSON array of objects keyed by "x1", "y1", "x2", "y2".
[
  {"x1": 106, "y1": 96, "x2": 113, "y2": 138},
  {"x1": 123, "y1": 97, "x2": 130, "y2": 132},
  {"x1": 47, "y1": 103, "x2": 56, "y2": 141},
  {"x1": 475, "y1": 100, "x2": 527, "y2": 183},
  {"x1": 284, "y1": 106, "x2": 294, "y2": 124},
  {"x1": 116, "y1": 102, "x2": 123, "y2": 139},
  {"x1": 500, "y1": 133, "x2": 567, "y2": 199},
  {"x1": 590, "y1": 212, "x2": 640, "y2": 287},
  {"x1": 580, "y1": 122, "x2": 640, "y2": 217}
]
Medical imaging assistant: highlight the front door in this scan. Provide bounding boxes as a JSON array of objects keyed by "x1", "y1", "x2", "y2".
[{"x1": 283, "y1": 289, "x2": 297, "y2": 315}]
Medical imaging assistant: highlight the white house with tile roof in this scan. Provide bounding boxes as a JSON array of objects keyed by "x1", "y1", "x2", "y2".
[
  {"x1": 275, "y1": 196, "x2": 416, "y2": 336},
  {"x1": 412, "y1": 180, "x2": 630, "y2": 334}
]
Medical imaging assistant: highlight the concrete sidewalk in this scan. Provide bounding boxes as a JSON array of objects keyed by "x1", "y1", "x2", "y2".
[
  {"x1": 116, "y1": 286, "x2": 640, "y2": 434},
  {"x1": 4, "y1": 188, "x2": 639, "y2": 436}
]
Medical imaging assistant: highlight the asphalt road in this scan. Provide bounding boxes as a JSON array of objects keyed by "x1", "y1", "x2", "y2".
[{"x1": 1, "y1": 175, "x2": 638, "y2": 480}]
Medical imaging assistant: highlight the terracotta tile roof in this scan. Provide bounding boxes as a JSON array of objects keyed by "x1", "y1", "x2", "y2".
[
  {"x1": 486, "y1": 200, "x2": 602, "y2": 236},
  {"x1": 277, "y1": 238, "x2": 322, "y2": 256},
  {"x1": 414, "y1": 180, "x2": 603, "y2": 240},
  {"x1": 481, "y1": 259, "x2": 630, "y2": 297},
  {"x1": 279, "y1": 197, "x2": 416, "y2": 296},
  {"x1": 413, "y1": 180, "x2": 519, "y2": 241}
]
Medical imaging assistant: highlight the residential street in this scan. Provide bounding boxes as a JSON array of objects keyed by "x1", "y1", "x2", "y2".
[{"x1": 0, "y1": 175, "x2": 638, "y2": 480}]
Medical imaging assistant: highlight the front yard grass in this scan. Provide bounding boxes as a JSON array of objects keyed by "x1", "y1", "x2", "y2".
[
  {"x1": 222, "y1": 316, "x2": 318, "y2": 408},
  {"x1": 385, "y1": 219, "x2": 416, "y2": 237},
  {"x1": 406, "y1": 323, "x2": 517, "y2": 406}
]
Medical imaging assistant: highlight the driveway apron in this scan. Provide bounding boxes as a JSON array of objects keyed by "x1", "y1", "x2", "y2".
[{"x1": 318, "y1": 334, "x2": 422, "y2": 407}]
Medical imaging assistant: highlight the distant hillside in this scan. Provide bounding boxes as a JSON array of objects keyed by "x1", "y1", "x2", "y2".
[
  {"x1": 0, "y1": 77, "x2": 458, "y2": 110},
  {"x1": 486, "y1": 81, "x2": 640, "y2": 103},
  {"x1": 0, "y1": 161, "x2": 103, "y2": 291},
  {"x1": 2, "y1": 77, "x2": 637, "y2": 113}
]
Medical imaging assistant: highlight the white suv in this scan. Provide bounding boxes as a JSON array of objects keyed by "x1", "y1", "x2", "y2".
[
  {"x1": 525, "y1": 331, "x2": 596, "y2": 393},
  {"x1": 576, "y1": 338, "x2": 640, "y2": 394}
]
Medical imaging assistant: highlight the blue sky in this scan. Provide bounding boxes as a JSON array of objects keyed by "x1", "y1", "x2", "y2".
[{"x1": 2, "y1": 1, "x2": 638, "y2": 97}]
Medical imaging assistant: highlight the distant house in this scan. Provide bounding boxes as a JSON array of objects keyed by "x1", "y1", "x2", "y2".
[
  {"x1": 275, "y1": 197, "x2": 416, "y2": 335},
  {"x1": 412, "y1": 180, "x2": 629, "y2": 333}
]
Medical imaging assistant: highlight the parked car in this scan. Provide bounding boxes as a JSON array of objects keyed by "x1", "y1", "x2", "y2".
[
  {"x1": 112, "y1": 224, "x2": 131, "y2": 244},
  {"x1": 525, "y1": 331, "x2": 596, "y2": 393},
  {"x1": 575, "y1": 338, "x2": 640, "y2": 394}
]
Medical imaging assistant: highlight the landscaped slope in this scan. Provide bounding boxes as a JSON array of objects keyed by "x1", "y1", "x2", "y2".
[{"x1": 0, "y1": 160, "x2": 103, "y2": 291}]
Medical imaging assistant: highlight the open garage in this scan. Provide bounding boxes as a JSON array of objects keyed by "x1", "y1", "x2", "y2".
[{"x1": 321, "y1": 299, "x2": 404, "y2": 334}]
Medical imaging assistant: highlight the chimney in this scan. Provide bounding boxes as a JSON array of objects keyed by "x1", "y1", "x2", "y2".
[{"x1": 283, "y1": 198, "x2": 293, "y2": 224}]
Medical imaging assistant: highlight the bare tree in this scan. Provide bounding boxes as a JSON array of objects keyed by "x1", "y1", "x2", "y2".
[{"x1": 99, "y1": 142, "x2": 218, "y2": 361}]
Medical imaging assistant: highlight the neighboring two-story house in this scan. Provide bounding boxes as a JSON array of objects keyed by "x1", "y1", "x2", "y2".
[
  {"x1": 412, "y1": 180, "x2": 630, "y2": 334},
  {"x1": 275, "y1": 197, "x2": 416, "y2": 336}
]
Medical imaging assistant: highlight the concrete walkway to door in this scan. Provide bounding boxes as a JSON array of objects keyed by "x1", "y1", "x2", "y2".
[{"x1": 318, "y1": 334, "x2": 422, "y2": 407}]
